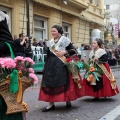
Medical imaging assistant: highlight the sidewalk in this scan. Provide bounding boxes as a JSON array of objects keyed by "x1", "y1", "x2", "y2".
[
  {"x1": 23, "y1": 69, "x2": 120, "y2": 120},
  {"x1": 99, "y1": 105, "x2": 120, "y2": 120},
  {"x1": 111, "y1": 65, "x2": 120, "y2": 69},
  {"x1": 115, "y1": 116, "x2": 120, "y2": 120}
]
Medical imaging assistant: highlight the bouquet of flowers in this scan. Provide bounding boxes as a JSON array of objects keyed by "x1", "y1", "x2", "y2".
[
  {"x1": 65, "y1": 55, "x2": 88, "y2": 88},
  {"x1": 65, "y1": 55, "x2": 88, "y2": 73},
  {"x1": 0, "y1": 56, "x2": 38, "y2": 85},
  {"x1": 85, "y1": 65, "x2": 103, "y2": 85},
  {"x1": 0, "y1": 56, "x2": 38, "y2": 114}
]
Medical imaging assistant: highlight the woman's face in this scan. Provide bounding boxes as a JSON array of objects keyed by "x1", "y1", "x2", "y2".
[
  {"x1": 92, "y1": 40, "x2": 99, "y2": 49},
  {"x1": 51, "y1": 28, "x2": 60, "y2": 39}
]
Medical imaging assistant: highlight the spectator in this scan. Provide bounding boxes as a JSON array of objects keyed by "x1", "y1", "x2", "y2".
[
  {"x1": 107, "y1": 49, "x2": 117, "y2": 66},
  {"x1": 13, "y1": 35, "x2": 18, "y2": 41},
  {"x1": 72, "y1": 42, "x2": 77, "y2": 50},
  {"x1": 87, "y1": 45, "x2": 91, "y2": 50},
  {"x1": 32, "y1": 38, "x2": 38, "y2": 46},
  {"x1": 83, "y1": 45, "x2": 89, "y2": 50},
  {"x1": 43, "y1": 39, "x2": 48, "y2": 54},
  {"x1": 111, "y1": 50, "x2": 117, "y2": 66},
  {"x1": 79, "y1": 44, "x2": 84, "y2": 51},
  {"x1": 39, "y1": 39, "x2": 44, "y2": 47},
  {"x1": 14, "y1": 33, "x2": 29, "y2": 57},
  {"x1": 115, "y1": 49, "x2": 120, "y2": 59}
]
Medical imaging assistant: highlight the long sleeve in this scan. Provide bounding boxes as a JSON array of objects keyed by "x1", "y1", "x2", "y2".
[
  {"x1": 65, "y1": 43, "x2": 77, "y2": 56},
  {"x1": 98, "y1": 54, "x2": 108, "y2": 63}
]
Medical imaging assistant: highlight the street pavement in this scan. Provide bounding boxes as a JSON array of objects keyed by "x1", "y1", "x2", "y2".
[{"x1": 23, "y1": 68, "x2": 120, "y2": 120}]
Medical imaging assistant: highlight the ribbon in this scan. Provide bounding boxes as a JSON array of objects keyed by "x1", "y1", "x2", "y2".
[
  {"x1": 74, "y1": 79, "x2": 82, "y2": 89},
  {"x1": 9, "y1": 69, "x2": 18, "y2": 93},
  {"x1": 74, "y1": 61, "x2": 84, "y2": 70},
  {"x1": 16, "y1": 70, "x2": 23, "y2": 103},
  {"x1": 85, "y1": 71, "x2": 99, "y2": 82}
]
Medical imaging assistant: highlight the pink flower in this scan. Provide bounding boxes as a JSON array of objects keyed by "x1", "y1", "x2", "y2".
[
  {"x1": 29, "y1": 68, "x2": 34, "y2": 73},
  {"x1": 24, "y1": 57, "x2": 34, "y2": 65},
  {"x1": 0, "y1": 58, "x2": 4, "y2": 66},
  {"x1": 1, "y1": 58, "x2": 16, "y2": 69},
  {"x1": 16, "y1": 66, "x2": 24, "y2": 70},
  {"x1": 14, "y1": 56, "x2": 24, "y2": 63},
  {"x1": 29, "y1": 73, "x2": 38, "y2": 84},
  {"x1": 14, "y1": 56, "x2": 25, "y2": 70}
]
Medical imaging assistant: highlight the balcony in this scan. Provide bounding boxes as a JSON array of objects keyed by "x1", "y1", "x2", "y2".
[
  {"x1": 68, "y1": 0, "x2": 88, "y2": 10},
  {"x1": 34, "y1": 0, "x2": 88, "y2": 16}
]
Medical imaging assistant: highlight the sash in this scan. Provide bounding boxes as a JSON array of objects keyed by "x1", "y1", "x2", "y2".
[
  {"x1": 97, "y1": 63, "x2": 118, "y2": 94},
  {"x1": 51, "y1": 47, "x2": 66, "y2": 63},
  {"x1": 51, "y1": 47, "x2": 81, "y2": 89}
]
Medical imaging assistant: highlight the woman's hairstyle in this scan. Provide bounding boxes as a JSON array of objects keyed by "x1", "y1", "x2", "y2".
[
  {"x1": 95, "y1": 38, "x2": 103, "y2": 48},
  {"x1": 52, "y1": 25, "x2": 64, "y2": 35}
]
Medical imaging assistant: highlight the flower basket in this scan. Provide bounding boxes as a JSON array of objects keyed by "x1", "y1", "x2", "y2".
[
  {"x1": 0, "y1": 42, "x2": 38, "y2": 114},
  {"x1": 0, "y1": 77, "x2": 33, "y2": 114}
]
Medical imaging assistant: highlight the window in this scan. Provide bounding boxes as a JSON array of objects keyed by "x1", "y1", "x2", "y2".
[
  {"x1": 95, "y1": 0, "x2": 99, "y2": 6},
  {"x1": 0, "y1": 6, "x2": 11, "y2": 31},
  {"x1": 62, "y1": 22, "x2": 71, "y2": 39},
  {"x1": 106, "y1": 5, "x2": 110, "y2": 10},
  {"x1": 34, "y1": 16, "x2": 47, "y2": 41}
]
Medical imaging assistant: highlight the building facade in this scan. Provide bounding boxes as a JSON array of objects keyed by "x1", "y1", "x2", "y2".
[
  {"x1": 104, "y1": 0, "x2": 120, "y2": 18},
  {"x1": 0, "y1": 0, "x2": 104, "y2": 47},
  {"x1": 104, "y1": 0, "x2": 120, "y2": 44}
]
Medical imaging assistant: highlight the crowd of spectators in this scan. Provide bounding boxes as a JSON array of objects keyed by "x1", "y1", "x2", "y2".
[
  {"x1": 13, "y1": 34, "x2": 120, "y2": 67},
  {"x1": 76, "y1": 42, "x2": 120, "y2": 66},
  {"x1": 105, "y1": 45, "x2": 120, "y2": 66},
  {"x1": 13, "y1": 34, "x2": 47, "y2": 58}
]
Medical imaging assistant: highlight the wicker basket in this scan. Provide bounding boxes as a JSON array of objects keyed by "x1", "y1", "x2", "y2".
[{"x1": 0, "y1": 77, "x2": 33, "y2": 114}]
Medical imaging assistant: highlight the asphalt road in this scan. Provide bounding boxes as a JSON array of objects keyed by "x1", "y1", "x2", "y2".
[{"x1": 23, "y1": 68, "x2": 120, "y2": 120}]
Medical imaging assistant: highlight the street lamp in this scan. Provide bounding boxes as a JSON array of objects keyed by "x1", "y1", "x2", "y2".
[
  {"x1": 26, "y1": 0, "x2": 32, "y2": 57},
  {"x1": 26, "y1": 0, "x2": 30, "y2": 37}
]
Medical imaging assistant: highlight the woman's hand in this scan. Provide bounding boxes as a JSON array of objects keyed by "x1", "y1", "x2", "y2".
[
  {"x1": 94, "y1": 58, "x2": 98, "y2": 62},
  {"x1": 55, "y1": 50, "x2": 67, "y2": 57}
]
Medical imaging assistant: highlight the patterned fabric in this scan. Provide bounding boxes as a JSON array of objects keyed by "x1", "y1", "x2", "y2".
[
  {"x1": 49, "y1": 36, "x2": 70, "y2": 51},
  {"x1": 89, "y1": 48, "x2": 106, "y2": 59}
]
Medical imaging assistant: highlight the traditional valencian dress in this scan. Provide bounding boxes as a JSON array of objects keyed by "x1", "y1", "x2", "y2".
[
  {"x1": 38, "y1": 36, "x2": 84, "y2": 102},
  {"x1": 0, "y1": 11, "x2": 23, "y2": 120},
  {"x1": 84, "y1": 48, "x2": 119, "y2": 97}
]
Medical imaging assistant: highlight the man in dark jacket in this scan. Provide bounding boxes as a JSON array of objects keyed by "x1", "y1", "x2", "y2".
[{"x1": 14, "y1": 33, "x2": 29, "y2": 56}]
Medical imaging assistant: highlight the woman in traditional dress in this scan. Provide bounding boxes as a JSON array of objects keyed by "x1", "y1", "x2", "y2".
[
  {"x1": 38, "y1": 25, "x2": 84, "y2": 112},
  {"x1": 0, "y1": 11, "x2": 24, "y2": 120},
  {"x1": 83, "y1": 38, "x2": 119, "y2": 99}
]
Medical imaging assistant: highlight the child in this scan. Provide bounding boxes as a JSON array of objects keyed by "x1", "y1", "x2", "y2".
[{"x1": 83, "y1": 38, "x2": 119, "y2": 99}]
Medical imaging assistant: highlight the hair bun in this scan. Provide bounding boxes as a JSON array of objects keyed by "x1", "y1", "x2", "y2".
[{"x1": 52, "y1": 25, "x2": 64, "y2": 35}]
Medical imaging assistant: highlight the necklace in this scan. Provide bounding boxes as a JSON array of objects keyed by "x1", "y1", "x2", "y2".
[
  {"x1": 54, "y1": 36, "x2": 61, "y2": 43},
  {"x1": 54, "y1": 38, "x2": 59, "y2": 43}
]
